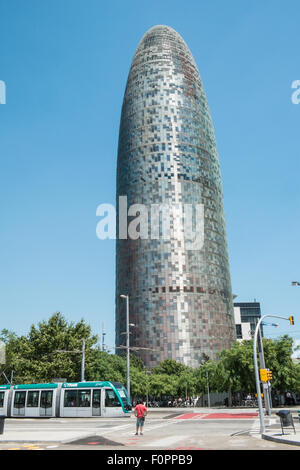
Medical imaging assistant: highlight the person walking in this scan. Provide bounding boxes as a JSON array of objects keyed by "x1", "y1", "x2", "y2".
[{"x1": 134, "y1": 400, "x2": 148, "y2": 435}]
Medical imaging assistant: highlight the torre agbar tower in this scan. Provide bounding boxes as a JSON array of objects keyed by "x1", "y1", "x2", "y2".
[{"x1": 116, "y1": 25, "x2": 236, "y2": 368}]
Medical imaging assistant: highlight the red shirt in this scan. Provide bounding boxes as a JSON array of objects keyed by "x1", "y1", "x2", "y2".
[{"x1": 134, "y1": 403, "x2": 147, "y2": 418}]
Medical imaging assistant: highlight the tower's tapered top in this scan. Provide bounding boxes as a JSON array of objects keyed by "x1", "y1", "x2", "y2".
[{"x1": 128, "y1": 24, "x2": 200, "y2": 82}]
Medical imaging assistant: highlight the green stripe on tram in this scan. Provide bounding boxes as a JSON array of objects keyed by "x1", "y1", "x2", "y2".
[
  {"x1": 14, "y1": 383, "x2": 58, "y2": 390},
  {"x1": 61, "y1": 381, "x2": 110, "y2": 388}
]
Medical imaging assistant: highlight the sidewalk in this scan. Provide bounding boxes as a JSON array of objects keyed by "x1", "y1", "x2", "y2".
[
  {"x1": 261, "y1": 410, "x2": 300, "y2": 447},
  {"x1": 148, "y1": 406, "x2": 300, "y2": 447}
]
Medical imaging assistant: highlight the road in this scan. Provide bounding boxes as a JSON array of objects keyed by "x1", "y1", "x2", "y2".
[{"x1": 0, "y1": 408, "x2": 299, "y2": 451}]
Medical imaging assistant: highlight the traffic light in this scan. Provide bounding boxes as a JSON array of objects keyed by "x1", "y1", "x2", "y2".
[
  {"x1": 260, "y1": 369, "x2": 268, "y2": 382},
  {"x1": 267, "y1": 369, "x2": 273, "y2": 381},
  {"x1": 289, "y1": 316, "x2": 294, "y2": 325}
]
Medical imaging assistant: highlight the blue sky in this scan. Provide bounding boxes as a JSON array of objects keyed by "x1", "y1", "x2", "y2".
[{"x1": 0, "y1": 0, "x2": 299, "y2": 355}]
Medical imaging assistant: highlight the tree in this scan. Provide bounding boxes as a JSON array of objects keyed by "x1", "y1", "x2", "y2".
[
  {"x1": 152, "y1": 359, "x2": 186, "y2": 376},
  {"x1": 87, "y1": 349, "x2": 126, "y2": 383},
  {"x1": 217, "y1": 340, "x2": 256, "y2": 393},
  {"x1": 148, "y1": 373, "x2": 178, "y2": 398},
  {"x1": 0, "y1": 313, "x2": 99, "y2": 383},
  {"x1": 260, "y1": 335, "x2": 300, "y2": 393},
  {"x1": 195, "y1": 360, "x2": 220, "y2": 395},
  {"x1": 177, "y1": 369, "x2": 198, "y2": 397},
  {"x1": 2, "y1": 313, "x2": 298, "y2": 403},
  {"x1": 129, "y1": 368, "x2": 148, "y2": 398},
  {"x1": 216, "y1": 335, "x2": 300, "y2": 396}
]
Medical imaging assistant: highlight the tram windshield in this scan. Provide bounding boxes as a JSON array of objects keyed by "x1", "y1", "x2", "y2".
[{"x1": 112, "y1": 383, "x2": 131, "y2": 409}]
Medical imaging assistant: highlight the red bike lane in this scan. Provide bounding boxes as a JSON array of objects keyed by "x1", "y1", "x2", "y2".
[{"x1": 175, "y1": 412, "x2": 258, "y2": 420}]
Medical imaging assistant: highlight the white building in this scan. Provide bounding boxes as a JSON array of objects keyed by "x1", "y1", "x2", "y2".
[{"x1": 234, "y1": 306, "x2": 252, "y2": 341}]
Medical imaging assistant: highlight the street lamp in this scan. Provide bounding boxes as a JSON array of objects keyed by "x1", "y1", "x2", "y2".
[
  {"x1": 120, "y1": 294, "x2": 131, "y2": 400},
  {"x1": 206, "y1": 370, "x2": 210, "y2": 408},
  {"x1": 117, "y1": 297, "x2": 157, "y2": 403}
]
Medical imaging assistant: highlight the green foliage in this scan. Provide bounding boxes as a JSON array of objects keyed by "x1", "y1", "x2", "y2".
[
  {"x1": 217, "y1": 340, "x2": 256, "y2": 392},
  {"x1": 148, "y1": 373, "x2": 178, "y2": 397},
  {"x1": 260, "y1": 335, "x2": 300, "y2": 392},
  {"x1": 216, "y1": 336, "x2": 300, "y2": 394},
  {"x1": 88, "y1": 349, "x2": 125, "y2": 383},
  {"x1": 1, "y1": 313, "x2": 97, "y2": 383},
  {"x1": 177, "y1": 368, "x2": 198, "y2": 396},
  {"x1": 1, "y1": 314, "x2": 299, "y2": 400},
  {"x1": 152, "y1": 359, "x2": 186, "y2": 376}
]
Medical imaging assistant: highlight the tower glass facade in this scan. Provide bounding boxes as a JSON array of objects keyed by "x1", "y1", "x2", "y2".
[{"x1": 116, "y1": 25, "x2": 236, "y2": 368}]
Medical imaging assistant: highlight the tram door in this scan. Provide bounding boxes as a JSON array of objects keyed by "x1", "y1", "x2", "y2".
[
  {"x1": 40, "y1": 390, "x2": 53, "y2": 416},
  {"x1": 92, "y1": 389, "x2": 101, "y2": 416},
  {"x1": 13, "y1": 391, "x2": 26, "y2": 416}
]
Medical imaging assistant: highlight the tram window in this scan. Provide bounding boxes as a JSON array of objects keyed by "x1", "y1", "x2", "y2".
[
  {"x1": 64, "y1": 390, "x2": 77, "y2": 407},
  {"x1": 78, "y1": 390, "x2": 91, "y2": 407},
  {"x1": 105, "y1": 389, "x2": 121, "y2": 407},
  {"x1": 0, "y1": 392, "x2": 4, "y2": 407},
  {"x1": 27, "y1": 391, "x2": 39, "y2": 407},
  {"x1": 14, "y1": 391, "x2": 26, "y2": 408}
]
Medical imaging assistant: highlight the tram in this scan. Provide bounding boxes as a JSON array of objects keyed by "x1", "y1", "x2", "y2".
[{"x1": 0, "y1": 381, "x2": 131, "y2": 418}]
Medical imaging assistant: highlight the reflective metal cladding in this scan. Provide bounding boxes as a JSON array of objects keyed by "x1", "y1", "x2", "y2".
[{"x1": 116, "y1": 25, "x2": 236, "y2": 368}]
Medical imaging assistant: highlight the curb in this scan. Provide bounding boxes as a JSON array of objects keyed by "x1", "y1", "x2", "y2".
[{"x1": 262, "y1": 433, "x2": 300, "y2": 447}]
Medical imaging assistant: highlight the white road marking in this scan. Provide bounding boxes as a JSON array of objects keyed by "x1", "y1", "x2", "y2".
[{"x1": 142, "y1": 436, "x2": 184, "y2": 447}]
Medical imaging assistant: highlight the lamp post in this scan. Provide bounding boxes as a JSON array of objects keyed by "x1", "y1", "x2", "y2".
[
  {"x1": 206, "y1": 370, "x2": 210, "y2": 408},
  {"x1": 253, "y1": 314, "x2": 294, "y2": 434},
  {"x1": 117, "y1": 297, "x2": 157, "y2": 404},
  {"x1": 146, "y1": 370, "x2": 151, "y2": 407},
  {"x1": 120, "y1": 294, "x2": 131, "y2": 400},
  {"x1": 81, "y1": 339, "x2": 85, "y2": 382}
]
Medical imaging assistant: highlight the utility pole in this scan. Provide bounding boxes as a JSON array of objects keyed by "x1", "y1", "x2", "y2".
[
  {"x1": 256, "y1": 321, "x2": 272, "y2": 416},
  {"x1": 81, "y1": 339, "x2": 85, "y2": 382}
]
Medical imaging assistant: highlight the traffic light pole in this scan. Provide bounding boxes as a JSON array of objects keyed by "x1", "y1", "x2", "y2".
[
  {"x1": 253, "y1": 318, "x2": 266, "y2": 433},
  {"x1": 253, "y1": 314, "x2": 294, "y2": 434},
  {"x1": 257, "y1": 324, "x2": 272, "y2": 416}
]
